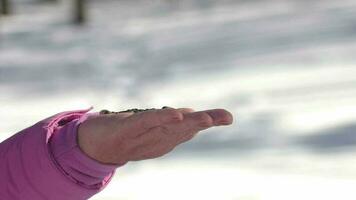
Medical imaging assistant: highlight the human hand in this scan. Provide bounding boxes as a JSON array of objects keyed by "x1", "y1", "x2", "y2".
[{"x1": 77, "y1": 107, "x2": 233, "y2": 165}]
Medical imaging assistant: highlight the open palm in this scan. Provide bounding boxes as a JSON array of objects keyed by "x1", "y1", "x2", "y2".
[{"x1": 77, "y1": 107, "x2": 233, "y2": 165}]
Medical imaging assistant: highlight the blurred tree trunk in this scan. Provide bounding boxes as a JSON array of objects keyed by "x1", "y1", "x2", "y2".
[
  {"x1": 73, "y1": 0, "x2": 86, "y2": 24},
  {"x1": 1, "y1": 0, "x2": 11, "y2": 15}
]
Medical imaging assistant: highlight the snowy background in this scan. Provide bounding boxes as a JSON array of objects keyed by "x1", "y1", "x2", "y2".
[{"x1": 1, "y1": 0, "x2": 356, "y2": 199}]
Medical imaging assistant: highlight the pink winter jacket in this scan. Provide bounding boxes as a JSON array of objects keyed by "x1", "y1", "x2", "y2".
[{"x1": 0, "y1": 108, "x2": 118, "y2": 200}]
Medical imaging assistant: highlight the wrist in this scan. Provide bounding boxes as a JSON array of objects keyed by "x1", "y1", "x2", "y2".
[
  {"x1": 77, "y1": 115, "x2": 128, "y2": 166},
  {"x1": 49, "y1": 111, "x2": 118, "y2": 188}
]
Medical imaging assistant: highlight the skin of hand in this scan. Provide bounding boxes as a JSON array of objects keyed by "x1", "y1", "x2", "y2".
[{"x1": 77, "y1": 107, "x2": 233, "y2": 165}]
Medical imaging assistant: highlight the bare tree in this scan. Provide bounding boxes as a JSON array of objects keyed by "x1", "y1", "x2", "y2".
[
  {"x1": 73, "y1": 0, "x2": 86, "y2": 24},
  {"x1": 1, "y1": 0, "x2": 11, "y2": 15},
  {"x1": 39, "y1": 0, "x2": 58, "y2": 2}
]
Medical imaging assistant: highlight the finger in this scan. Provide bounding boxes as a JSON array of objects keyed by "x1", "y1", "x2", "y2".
[
  {"x1": 204, "y1": 109, "x2": 234, "y2": 126},
  {"x1": 160, "y1": 109, "x2": 233, "y2": 141},
  {"x1": 120, "y1": 108, "x2": 184, "y2": 136},
  {"x1": 161, "y1": 112, "x2": 213, "y2": 145},
  {"x1": 132, "y1": 109, "x2": 232, "y2": 158},
  {"x1": 184, "y1": 111, "x2": 215, "y2": 130},
  {"x1": 163, "y1": 111, "x2": 215, "y2": 135}
]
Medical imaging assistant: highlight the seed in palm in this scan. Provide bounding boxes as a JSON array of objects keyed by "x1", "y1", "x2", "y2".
[{"x1": 100, "y1": 106, "x2": 171, "y2": 115}]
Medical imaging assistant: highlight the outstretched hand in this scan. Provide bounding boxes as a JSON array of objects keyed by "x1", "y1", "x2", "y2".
[{"x1": 77, "y1": 107, "x2": 233, "y2": 165}]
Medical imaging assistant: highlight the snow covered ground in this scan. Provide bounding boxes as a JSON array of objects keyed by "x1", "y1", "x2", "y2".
[{"x1": 1, "y1": 0, "x2": 356, "y2": 199}]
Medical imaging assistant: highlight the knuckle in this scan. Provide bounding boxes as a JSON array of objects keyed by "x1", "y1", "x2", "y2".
[
  {"x1": 197, "y1": 113, "x2": 213, "y2": 127},
  {"x1": 165, "y1": 109, "x2": 183, "y2": 121}
]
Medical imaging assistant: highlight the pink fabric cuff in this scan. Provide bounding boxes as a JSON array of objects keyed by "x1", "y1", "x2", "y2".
[{"x1": 49, "y1": 112, "x2": 118, "y2": 189}]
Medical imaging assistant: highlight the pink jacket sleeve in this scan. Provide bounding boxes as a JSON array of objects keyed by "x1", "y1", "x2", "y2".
[{"x1": 0, "y1": 108, "x2": 117, "y2": 200}]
